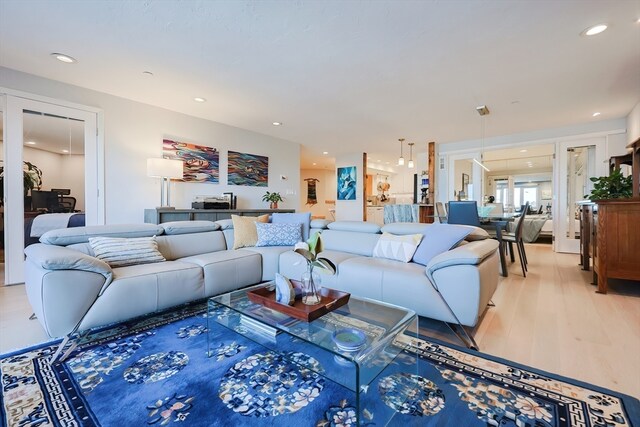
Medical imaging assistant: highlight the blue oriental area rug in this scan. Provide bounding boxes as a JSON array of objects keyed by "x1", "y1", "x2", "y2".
[{"x1": 1, "y1": 303, "x2": 638, "y2": 426}]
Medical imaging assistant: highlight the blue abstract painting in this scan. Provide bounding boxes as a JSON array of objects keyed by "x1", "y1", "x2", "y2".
[
  {"x1": 337, "y1": 166, "x2": 357, "y2": 200},
  {"x1": 228, "y1": 151, "x2": 269, "y2": 186}
]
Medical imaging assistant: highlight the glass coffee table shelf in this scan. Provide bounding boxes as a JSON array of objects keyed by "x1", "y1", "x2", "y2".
[{"x1": 208, "y1": 283, "x2": 419, "y2": 425}]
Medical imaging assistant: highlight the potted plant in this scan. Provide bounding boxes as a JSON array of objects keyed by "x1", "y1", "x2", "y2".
[
  {"x1": 586, "y1": 168, "x2": 633, "y2": 200},
  {"x1": 262, "y1": 191, "x2": 284, "y2": 209},
  {"x1": 294, "y1": 232, "x2": 336, "y2": 305},
  {"x1": 0, "y1": 161, "x2": 43, "y2": 207}
]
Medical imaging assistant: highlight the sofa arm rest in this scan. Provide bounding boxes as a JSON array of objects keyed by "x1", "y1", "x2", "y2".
[
  {"x1": 25, "y1": 243, "x2": 113, "y2": 288},
  {"x1": 425, "y1": 239, "x2": 499, "y2": 279}
]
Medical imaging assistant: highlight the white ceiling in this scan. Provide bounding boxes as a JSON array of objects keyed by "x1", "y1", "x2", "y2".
[{"x1": 1, "y1": 1, "x2": 638, "y2": 169}]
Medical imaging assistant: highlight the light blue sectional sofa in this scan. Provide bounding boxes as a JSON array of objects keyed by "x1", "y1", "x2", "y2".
[{"x1": 24, "y1": 218, "x2": 499, "y2": 357}]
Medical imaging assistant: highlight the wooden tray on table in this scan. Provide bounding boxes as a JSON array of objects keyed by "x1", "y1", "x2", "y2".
[{"x1": 247, "y1": 282, "x2": 350, "y2": 322}]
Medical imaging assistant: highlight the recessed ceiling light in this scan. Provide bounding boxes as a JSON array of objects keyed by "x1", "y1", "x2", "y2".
[
  {"x1": 582, "y1": 24, "x2": 608, "y2": 36},
  {"x1": 312, "y1": 162, "x2": 317, "y2": 166},
  {"x1": 592, "y1": 112, "x2": 601, "y2": 117},
  {"x1": 62, "y1": 149, "x2": 69, "y2": 153},
  {"x1": 25, "y1": 141, "x2": 36, "y2": 145},
  {"x1": 142, "y1": 71, "x2": 154, "y2": 76},
  {"x1": 272, "y1": 122, "x2": 282, "y2": 126},
  {"x1": 519, "y1": 149, "x2": 528, "y2": 153},
  {"x1": 51, "y1": 53, "x2": 76, "y2": 63},
  {"x1": 385, "y1": 162, "x2": 390, "y2": 164},
  {"x1": 193, "y1": 97, "x2": 206, "y2": 103},
  {"x1": 322, "y1": 151, "x2": 328, "y2": 155}
]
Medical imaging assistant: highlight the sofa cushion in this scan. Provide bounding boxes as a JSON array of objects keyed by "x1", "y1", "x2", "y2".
[
  {"x1": 327, "y1": 221, "x2": 381, "y2": 233},
  {"x1": 412, "y1": 224, "x2": 472, "y2": 266},
  {"x1": 272, "y1": 212, "x2": 312, "y2": 241},
  {"x1": 243, "y1": 246, "x2": 294, "y2": 281},
  {"x1": 373, "y1": 233, "x2": 423, "y2": 263},
  {"x1": 256, "y1": 223, "x2": 302, "y2": 246},
  {"x1": 161, "y1": 220, "x2": 219, "y2": 235},
  {"x1": 231, "y1": 214, "x2": 269, "y2": 249},
  {"x1": 381, "y1": 223, "x2": 431, "y2": 235},
  {"x1": 89, "y1": 236, "x2": 166, "y2": 267},
  {"x1": 178, "y1": 249, "x2": 262, "y2": 296},
  {"x1": 320, "y1": 229, "x2": 381, "y2": 256},
  {"x1": 156, "y1": 231, "x2": 227, "y2": 260},
  {"x1": 40, "y1": 224, "x2": 164, "y2": 246},
  {"x1": 310, "y1": 219, "x2": 331, "y2": 229}
]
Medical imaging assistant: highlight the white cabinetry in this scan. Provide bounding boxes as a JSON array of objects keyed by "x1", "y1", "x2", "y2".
[{"x1": 366, "y1": 207, "x2": 385, "y2": 226}]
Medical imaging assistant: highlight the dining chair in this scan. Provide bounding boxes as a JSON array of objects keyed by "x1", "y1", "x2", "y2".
[
  {"x1": 502, "y1": 202, "x2": 529, "y2": 277},
  {"x1": 435, "y1": 202, "x2": 447, "y2": 223},
  {"x1": 447, "y1": 201, "x2": 481, "y2": 227}
]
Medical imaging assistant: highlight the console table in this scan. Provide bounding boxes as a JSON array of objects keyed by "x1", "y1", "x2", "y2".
[{"x1": 144, "y1": 208, "x2": 295, "y2": 224}]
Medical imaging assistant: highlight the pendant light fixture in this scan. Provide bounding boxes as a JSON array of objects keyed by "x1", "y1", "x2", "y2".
[
  {"x1": 397, "y1": 138, "x2": 405, "y2": 166},
  {"x1": 474, "y1": 105, "x2": 491, "y2": 172},
  {"x1": 408, "y1": 142, "x2": 415, "y2": 168}
]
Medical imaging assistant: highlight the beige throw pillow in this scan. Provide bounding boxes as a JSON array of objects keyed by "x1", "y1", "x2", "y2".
[{"x1": 232, "y1": 214, "x2": 269, "y2": 249}]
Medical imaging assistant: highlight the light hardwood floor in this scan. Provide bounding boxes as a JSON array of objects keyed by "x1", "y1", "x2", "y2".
[{"x1": 1, "y1": 244, "x2": 639, "y2": 397}]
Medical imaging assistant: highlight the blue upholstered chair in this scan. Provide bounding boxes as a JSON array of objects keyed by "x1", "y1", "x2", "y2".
[{"x1": 447, "y1": 201, "x2": 481, "y2": 227}]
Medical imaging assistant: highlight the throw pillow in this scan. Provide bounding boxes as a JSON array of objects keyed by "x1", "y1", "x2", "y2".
[
  {"x1": 255, "y1": 223, "x2": 302, "y2": 246},
  {"x1": 372, "y1": 233, "x2": 423, "y2": 263},
  {"x1": 412, "y1": 224, "x2": 472, "y2": 266},
  {"x1": 231, "y1": 214, "x2": 269, "y2": 249},
  {"x1": 271, "y1": 212, "x2": 312, "y2": 241},
  {"x1": 88, "y1": 236, "x2": 165, "y2": 268}
]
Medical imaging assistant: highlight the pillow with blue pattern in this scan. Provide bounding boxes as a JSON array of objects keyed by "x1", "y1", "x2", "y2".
[{"x1": 255, "y1": 223, "x2": 302, "y2": 247}]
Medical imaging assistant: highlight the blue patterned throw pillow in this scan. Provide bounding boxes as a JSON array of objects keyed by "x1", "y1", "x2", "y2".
[{"x1": 255, "y1": 223, "x2": 302, "y2": 246}]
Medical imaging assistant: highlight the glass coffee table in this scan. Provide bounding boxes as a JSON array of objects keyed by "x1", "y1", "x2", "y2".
[{"x1": 208, "y1": 283, "x2": 418, "y2": 425}]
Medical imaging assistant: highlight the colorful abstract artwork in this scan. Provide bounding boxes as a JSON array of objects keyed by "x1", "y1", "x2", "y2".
[
  {"x1": 163, "y1": 139, "x2": 219, "y2": 183},
  {"x1": 228, "y1": 151, "x2": 268, "y2": 187},
  {"x1": 337, "y1": 166, "x2": 357, "y2": 200}
]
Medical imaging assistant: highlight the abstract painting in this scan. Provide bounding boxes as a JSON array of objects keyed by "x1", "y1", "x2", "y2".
[
  {"x1": 228, "y1": 151, "x2": 269, "y2": 186},
  {"x1": 163, "y1": 139, "x2": 219, "y2": 183},
  {"x1": 337, "y1": 166, "x2": 357, "y2": 200}
]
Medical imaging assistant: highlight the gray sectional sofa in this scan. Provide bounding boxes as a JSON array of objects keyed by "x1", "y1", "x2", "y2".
[{"x1": 24, "y1": 218, "x2": 499, "y2": 358}]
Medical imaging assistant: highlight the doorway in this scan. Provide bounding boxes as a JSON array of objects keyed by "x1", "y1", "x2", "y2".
[
  {"x1": 2, "y1": 94, "x2": 103, "y2": 285},
  {"x1": 554, "y1": 137, "x2": 606, "y2": 253}
]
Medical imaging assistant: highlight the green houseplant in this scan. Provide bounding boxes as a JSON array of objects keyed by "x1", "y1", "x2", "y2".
[
  {"x1": 0, "y1": 161, "x2": 43, "y2": 207},
  {"x1": 586, "y1": 167, "x2": 633, "y2": 200},
  {"x1": 294, "y1": 232, "x2": 336, "y2": 305},
  {"x1": 262, "y1": 191, "x2": 284, "y2": 209}
]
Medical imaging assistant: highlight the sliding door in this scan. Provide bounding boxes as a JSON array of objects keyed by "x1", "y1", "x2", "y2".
[{"x1": 3, "y1": 95, "x2": 101, "y2": 285}]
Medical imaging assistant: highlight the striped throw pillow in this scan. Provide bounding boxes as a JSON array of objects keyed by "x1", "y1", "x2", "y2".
[{"x1": 89, "y1": 236, "x2": 165, "y2": 267}]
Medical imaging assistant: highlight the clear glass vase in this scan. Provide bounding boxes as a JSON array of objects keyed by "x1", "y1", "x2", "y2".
[{"x1": 301, "y1": 265, "x2": 321, "y2": 305}]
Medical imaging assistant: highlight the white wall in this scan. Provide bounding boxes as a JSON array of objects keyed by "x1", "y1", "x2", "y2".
[
  {"x1": 335, "y1": 153, "x2": 364, "y2": 221},
  {"x1": 299, "y1": 168, "x2": 335, "y2": 219},
  {"x1": 1, "y1": 144, "x2": 85, "y2": 211},
  {"x1": 627, "y1": 101, "x2": 640, "y2": 144},
  {"x1": 0, "y1": 67, "x2": 301, "y2": 223}
]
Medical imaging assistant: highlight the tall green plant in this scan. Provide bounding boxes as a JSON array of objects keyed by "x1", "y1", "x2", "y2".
[{"x1": 586, "y1": 168, "x2": 633, "y2": 200}]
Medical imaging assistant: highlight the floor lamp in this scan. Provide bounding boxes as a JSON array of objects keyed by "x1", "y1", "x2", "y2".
[{"x1": 147, "y1": 158, "x2": 184, "y2": 207}]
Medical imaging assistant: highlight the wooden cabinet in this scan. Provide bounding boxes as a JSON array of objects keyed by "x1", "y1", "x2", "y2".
[
  {"x1": 593, "y1": 199, "x2": 640, "y2": 293},
  {"x1": 418, "y1": 204, "x2": 435, "y2": 224},
  {"x1": 144, "y1": 208, "x2": 295, "y2": 224}
]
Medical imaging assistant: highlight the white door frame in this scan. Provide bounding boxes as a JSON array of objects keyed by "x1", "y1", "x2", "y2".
[
  {"x1": 553, "y1": 137, "x2": 606, "y2": 253},
  {"x1": 2, "y1": 91, "x2": 104, "y2": 285}
]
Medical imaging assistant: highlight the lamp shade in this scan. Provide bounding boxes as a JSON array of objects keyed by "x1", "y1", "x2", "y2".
[{"x1": 147, "y1": 158, "x2": 183, "y2": 179}]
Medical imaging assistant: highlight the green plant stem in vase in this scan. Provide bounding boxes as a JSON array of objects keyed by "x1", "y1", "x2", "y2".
[{"x1": 294, "y1": 232, "x2": 336, "y2": 305}]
